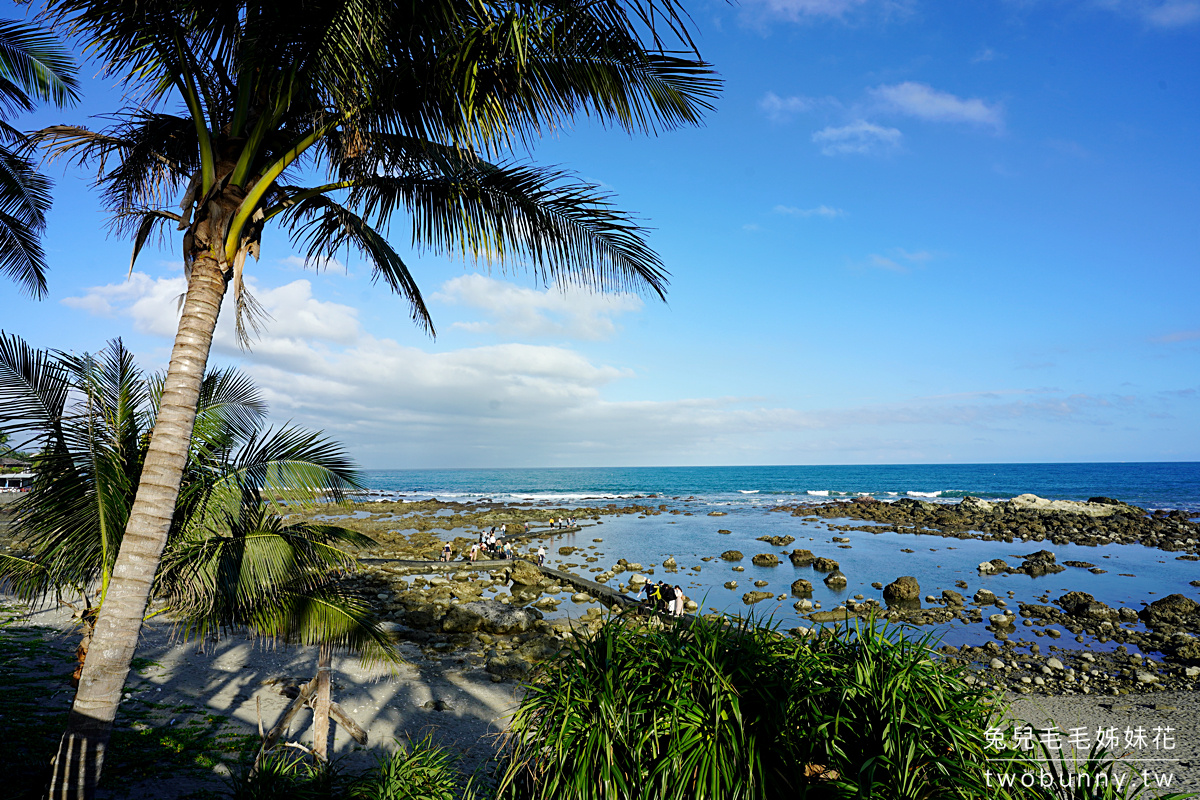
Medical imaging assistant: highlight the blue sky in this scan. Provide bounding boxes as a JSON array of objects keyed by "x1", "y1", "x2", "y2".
[{"x1": 2, "y1": 0, "x2": 1198, "y2": 468}]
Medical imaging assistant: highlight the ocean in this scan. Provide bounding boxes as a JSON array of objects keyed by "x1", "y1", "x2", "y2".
[
  {"x1": 355, "y1": 463, "x2": 1200, "y2": 648},
  {"x1": 359, "y1": 462, "x2": 1200, "y2": 512}
]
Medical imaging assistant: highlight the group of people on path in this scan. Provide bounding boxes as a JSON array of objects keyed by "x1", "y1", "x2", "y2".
[
  {"x1": 636, "y1": 580, "x2": 688, "y2": 617},
  {"x1": 469, "y1": 527, "x2": 514, "y2": 562},
  {"x1": 548, "y1": 517, "x2": 576, "y2": 529}
]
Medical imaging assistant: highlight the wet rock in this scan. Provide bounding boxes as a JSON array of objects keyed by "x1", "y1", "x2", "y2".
[
  {"x1": 1055, "y1": 591, "x2": 1096, "y2": 616},
  {"x1": 509, "y1": 559, "x2": 543, "y2": 586},
  {"x1": 720, "y1": 550, "x2": 744, "y2": 562},
  {"x1": 742, "y1": 591, "x2": 773, "y2": 605},
  {"x1": 724, "y1": 581, "x2": 738, "y2": 590},
  {"x1": 1140, "y1": 594, "x2": 1200, "y2": 627},
  {"x1": 791, "y1": 578, "x2": 813, "y2": 595},
  {"x1": 1015, "y1": 550, "x2": 1066, "y2": 576},
  {"x1": 942, "y1": 590, "x2": 964, "y2": 606},
  {"x1": 974, "y1": 589, "x2": 997, "y2": 605},
  {"x1": 789, "y1": 549, "x2": 816, "y2": 567},
  {"x1": 812, "y1": 557, "x2": 839, "y2": 572},
  {"x1": 442, "y1": 600, "x2": 543, "y2": 634},
  {"x1": 751, "y1": 553, "x2": 780, "y2": 567},
  {"x1": 662, "y1": 556, "x2": 677, "y2": 570},
  {"x1": 794, "y1": 599, "x2": 813, "y2": 612},
  {"x1": 883, "y1": 576, "x2": 920, "y2": 602},
  {"x1": 978, "y1": 561, "x2": 996, "y2": 574},
  {"x1": 823, "y1": 570, "x2": 847, "y2": 587},
  {"x1": 756, "y1": 534, "x2": 795, "y2": 547},
  {"x1": 486, "y1": 655, "x2": 531, "y2": 681}
]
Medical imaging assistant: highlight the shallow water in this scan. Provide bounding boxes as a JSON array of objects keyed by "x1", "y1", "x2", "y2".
[{"x1": 420, "y1": 498, "x2": 1198, "y2": 653}]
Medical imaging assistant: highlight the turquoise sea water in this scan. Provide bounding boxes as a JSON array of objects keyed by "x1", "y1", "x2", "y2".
[
  {"x1": 357, "y1": 463, "x2": 1200, "y2": 648},
  {"x1": 361, "y1": 462, "x2": 1200, "y2": 511}
]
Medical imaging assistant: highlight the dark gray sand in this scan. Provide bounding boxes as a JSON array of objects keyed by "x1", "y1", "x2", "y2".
[
  {"x1": 1004, "y1": 691, "x2": 1200, "y2": 792},
  {"x1": 8, "y1": 598, "x2": 1200, "y2": 798},
  {"x1": 5, "y1": 601, "x2": 519, "y2": 799}
]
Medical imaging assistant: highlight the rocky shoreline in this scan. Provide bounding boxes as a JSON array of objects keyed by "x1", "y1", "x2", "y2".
[{"x1": 4, "y1": 491, "x2": 1198, "y2": 701}]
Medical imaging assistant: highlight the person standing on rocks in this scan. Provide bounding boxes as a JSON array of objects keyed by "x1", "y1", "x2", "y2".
[
  {"x1": 469, "y1": 543, "x2": 479, "y2": 563},
  {"x1": 441, "y1": 542, "x2": 452, "y2": 562},
  {"x1": 537, "y1": 546, "x2": 546, "y2": 566},
  {"x1": 673, "y1": 586, "x2": 686, "y2": 616}
]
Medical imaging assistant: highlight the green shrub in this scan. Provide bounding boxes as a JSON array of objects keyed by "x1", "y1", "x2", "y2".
[
  {"x1": 496, "y1": 614, "x2": 1012, "y2": 800},
  {"x1": 228, "y1": 752, "x2": 349, "y2": 800},
  {"x1": 228, "y1": 737, "x2": 479, "y2": 800},
  {"x1": 350, "y1": 736, "x2": 482, "y2": 800}
]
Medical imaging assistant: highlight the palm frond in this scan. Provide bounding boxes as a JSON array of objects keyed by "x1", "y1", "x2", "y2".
[
  {"x1": 282, "y1": 193, "x2": 434, "y2": 334},
  {"x1": 346, "y1": 160, "x2": 668, "y2": 298},
  {"x1": 0, "y1": 19, "x2": 79, "y2": 111},
  {"x1": 0, "y1": 329, "x2": 70, "y2": 444}
]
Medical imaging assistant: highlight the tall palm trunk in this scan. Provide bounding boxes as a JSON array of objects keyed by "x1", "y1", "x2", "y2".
[
  {"x1": 312, "y1": 643, "x2": 332, "y2": 761},
  {"x1": 48, "y1": 255, "x2": 227, "y2": 800}
]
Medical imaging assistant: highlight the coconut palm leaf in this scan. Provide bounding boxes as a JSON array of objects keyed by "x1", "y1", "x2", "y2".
[
  {"x1": 0, "y1": 19, "x2": 79, "y2": 109},
  {"x1": 0, "y1": 19, "x2": 76, "y2": 298},
  {"x1": 158, "y1": 507, "x2": 390, "y2": 662}
]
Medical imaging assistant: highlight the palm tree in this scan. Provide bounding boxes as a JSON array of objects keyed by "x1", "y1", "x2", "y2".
[
  {"x1": 0, "y1": 19, "x2": 78, "y2": 296},
  {"x1": 0, "y1": 332, "x2": 398, "y2": 766},
  {"x1": 35, "y1": 1, "x2": 717, "y2": 795}
]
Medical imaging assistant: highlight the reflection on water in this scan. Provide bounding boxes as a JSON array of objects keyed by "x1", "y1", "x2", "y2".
[{"x1": 417, "y1": 500, "x2": 1196, "y2": 654}]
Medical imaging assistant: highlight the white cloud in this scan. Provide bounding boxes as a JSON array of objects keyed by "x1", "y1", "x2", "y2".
[
  {"x1": 62, "y1": 273, "x2": 361, "y2": 348},
  {"x1": 812, "y1": 121, "x2": 903, "y2": 156},
  {"x1": 774, "y1": 204, "x2": 845, "y2": 218},
  {"x1": 433, "y1": 275, "x2": 643, "y2": 341},
  {"x1": 1154, "y1": 329, "x2": 1200, "y2": 343},
  {"x1": 279, "y1": 255, "x2": 347, "y2": 273},
  {"x1": 862, "y1": 248, "x2": 934, "y2": 274},
  {"x1": 871, "y1": 82, "x2": 1004, "y2": 130},
  {"x1": 1143, "y1": 0, "x2": 1200, "y2": 25},
  {"x1": 58, "y1": 272, "x2": 1189, "y2": 467},
  {"x1": 972, "y1": 47, "x2": 997, "y2": 63},
  {"x1": 1097, "y1": 0, "x2": 1200, "y2": 27},
  {"x1": 742, "y1": 0, "x2": 874, "y2": 22},
  {"x1": 760, "y1": 91, "x2": 816, "y2": 121}
]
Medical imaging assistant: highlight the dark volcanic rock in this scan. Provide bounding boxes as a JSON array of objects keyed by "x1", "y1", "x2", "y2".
[
  {"x1": 812, "y1": 557, "x2": 839, "y2": 572},
  {"x1": 941, "y1": 589, "x2": 964, "y2": 606},
  {"x1": 1055, "y1": 591, "x2": 1096, "y2": 615},
  {"x1": 823, "y1": 570, "x2": 847, "y2": 587},
  {"x1": 756, "y1": 534, "x2": 795, "y2": 547},
  {"x1": 720, "y1": 550, "x2": 744, "y2": 562},
  {"x1": 751, "y1": 553, "x2": 781, "y2": 567},
  {"x1": 790, "y1": 578, "x2": 813, "y2": 595},
  {"x1": 789, "y1": 549, "x2": 816, "y2": 567},
  {"x1": 1140, "y1": 594, "x2": 1200, "y2": 627},
  {"x1": 883, "y1": 576, "x2": 921, "y2": 602}
]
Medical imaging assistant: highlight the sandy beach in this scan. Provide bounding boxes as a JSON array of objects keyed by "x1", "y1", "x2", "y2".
[
  {"x1": 4, "y1": 600, "x2": 522, "y2": 799},
  {"x1": 4, "y1": 595, "x2": 1199, "y2": 797}
]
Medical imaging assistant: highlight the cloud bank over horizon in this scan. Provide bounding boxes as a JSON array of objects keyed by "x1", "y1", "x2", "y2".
[{"x1": 57, "y1": 272, "x2": 1198, "y2": 469}]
